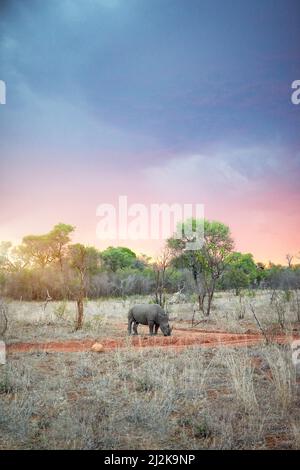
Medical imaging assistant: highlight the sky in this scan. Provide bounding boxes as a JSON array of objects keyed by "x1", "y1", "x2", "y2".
[{"x1": 0, "y1": 0, "x2": 300, "y2": 263}]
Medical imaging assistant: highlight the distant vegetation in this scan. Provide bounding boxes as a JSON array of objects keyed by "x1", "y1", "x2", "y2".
[{"x1": 0, "y1": 221, "x2": 299, "y2": 328}]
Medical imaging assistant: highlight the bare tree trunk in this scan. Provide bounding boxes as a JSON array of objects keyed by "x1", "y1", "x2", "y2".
[
  {"x1": 153, "y1": 247, "x2": 172, "y2": 307},
  {"x1": 42, "y1": 289, "x2": 52, "y2": 312},
  {"x1": 155, "y1": 271, "x2": 160, "y2": 304},
  {"x1": 198, "y1": 294, "x2": 202, "y2": 311},
  {"x1": 192, "y1": 269, "x2": 205, "y2": 312},
  {"x1": 192, "y1": 306, "x2": 196, "y2": 327},
  {"x1": 76, "y1": 296, "x2": 84, "y2": 330},
  {"x1": 155, "y1": 269, "x2": 165, "y2": 307},
  {"x1": 198, "y1": 292, "x2": 206, "y2": 312},
  {"x1": 204, "y1": 293, "x2": 212, "y2": 316},
  {"x1": 160, "y1": 269, "x2": 163, "y2": 307},
  {"x1": 204, "y1": 280, "x2": 216, "y2": 317},
  {"x1": 75, "y1": 271, "x2": 85, "y2": 330}
]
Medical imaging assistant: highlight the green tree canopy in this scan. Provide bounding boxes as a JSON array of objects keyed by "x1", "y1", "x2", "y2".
[
  {"x1": 221, "y1": 252, "x2": 258, "y2": 294},
  {"x1": 100, "y1": 246, "x2": 137, "y2": 272}
]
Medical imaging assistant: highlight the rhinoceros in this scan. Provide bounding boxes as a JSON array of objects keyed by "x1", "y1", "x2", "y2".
[{"x1": 128, "y1": 304, "x2": 172, "y2": 336}]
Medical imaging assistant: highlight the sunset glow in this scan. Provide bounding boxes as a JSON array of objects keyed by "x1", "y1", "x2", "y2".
[{"x1": 0, "y1": 0, "x2": 300, "y2": 264}]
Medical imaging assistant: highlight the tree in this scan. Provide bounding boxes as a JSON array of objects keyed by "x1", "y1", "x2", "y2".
[
  {"x1": 286, "y1": 253, "x2": 294, "y2": 268},
  {"x1": 168, "y1": 218, "x2": 234, "y2": 316},
  {"x1": 0, "y1": 241, "x2": 26, "y2": 272},
  {"x1": 19, "y1": 234, "x2": 53, "y2": 268},
  {"x1": 101, "y1": 246, "x2": 137, "y2": 272},
  {"x1": 168, "y1": 242, "x2": 206, "y2": 311},
  {"x1": 68, "y1": 244, "x2": 100, "y2": 330},
  {"x1": 222, "y1": 252, "x2": 258, "y2": 295},
  {"x1": 48, "y1": 223, "x2": 75, "y2": 270},
  {"x1": 18, "y1": 223, "x2": 74, "y2": 269},
  {"x1": 153, "y1": 246, "x2": 172, "y2": 306}
]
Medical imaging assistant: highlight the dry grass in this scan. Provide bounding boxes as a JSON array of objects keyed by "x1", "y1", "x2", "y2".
[
  {"x1": 291, "y1": 421, "x2": 300, "y2": 449},
  {"x1": 1, "y1": 292, "x2": 300, "y2": 449},
  {"x1": 263, "y1": 345, "x2": 297, "y2": 413},
  {"x1": 0, "y1": 343, "x2": 299, "y2": 450},
  {"x1": 4, "y1": 290, "x2": 300, "y2": 344},
  {"x1": 221, "y1": 349, "x2": 258, "y2": 413}
]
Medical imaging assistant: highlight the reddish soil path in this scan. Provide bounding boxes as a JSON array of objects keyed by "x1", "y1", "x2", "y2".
[{"x1": 6, "y1": 328, "x2": 299, "y2": 354}]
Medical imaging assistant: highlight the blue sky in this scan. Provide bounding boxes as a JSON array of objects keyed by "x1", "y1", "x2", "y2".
[{"x1": 0, "y1": 0, "x2": 300, "y2": 262}]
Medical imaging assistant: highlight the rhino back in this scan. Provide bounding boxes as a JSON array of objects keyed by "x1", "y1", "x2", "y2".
[{"x1": 130, "y1": 304, "x2": 165, "y2": 324}]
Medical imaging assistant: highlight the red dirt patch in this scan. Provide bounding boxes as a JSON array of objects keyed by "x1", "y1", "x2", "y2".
[
  {"x1": 6, "y1": 328, "x2": 299, "y2": 354},
  {"x1": 265, "y1": 433, "x2": 292, "y2": 449}
]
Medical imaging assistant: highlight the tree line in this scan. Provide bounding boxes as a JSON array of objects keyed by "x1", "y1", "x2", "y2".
[{"x1": 1, "y1": 221, "x2": 299, "y2": 328}]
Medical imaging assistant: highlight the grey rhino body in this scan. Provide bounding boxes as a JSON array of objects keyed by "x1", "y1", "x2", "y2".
[{"x1": 128, "y1": 304, "x2": 172, "y2": 336}]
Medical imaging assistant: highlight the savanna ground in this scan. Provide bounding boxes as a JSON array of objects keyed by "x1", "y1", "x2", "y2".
[{"x1": 1, "y1": 291, "x2": 300, "y2": 449}]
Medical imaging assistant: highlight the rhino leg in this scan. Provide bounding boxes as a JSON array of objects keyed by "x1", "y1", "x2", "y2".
[
  {"x1": 132, "y1": 322, "x2": 139, "y2": 335},
  {"x1": 154, "y1": 323, "x2": 159, "y2": 335},
  {"x1": 148, "y1": 321, "x2": 155, "y2": 335},
  {"x1": 128, "y1": 318, "x2": 133, "y2": 335}
]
